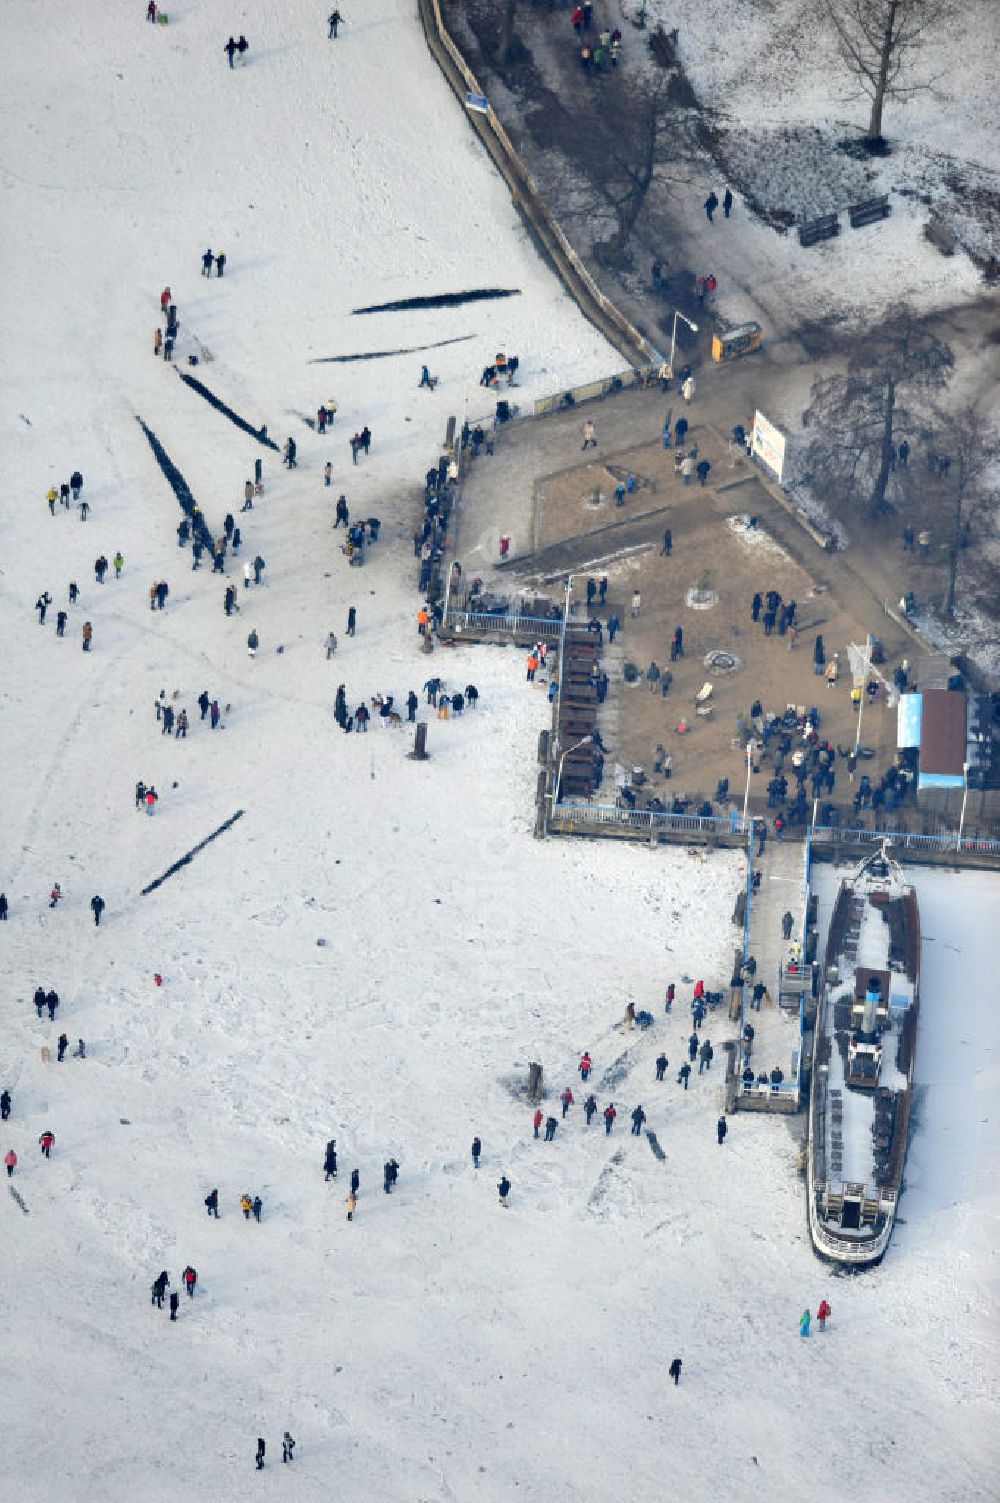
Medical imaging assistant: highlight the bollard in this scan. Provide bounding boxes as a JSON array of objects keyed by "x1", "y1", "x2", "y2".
[
  {"x1": 528, "y1": 1062, "x2": 543, "y2": 1103},
  {"x1": 408, "y1": 722, "x2": 429, "y2": 761}
]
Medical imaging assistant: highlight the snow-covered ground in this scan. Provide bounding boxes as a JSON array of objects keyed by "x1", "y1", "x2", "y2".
[{"x1": 1, "y1": 2, "x2": 997, "y2": 1499}]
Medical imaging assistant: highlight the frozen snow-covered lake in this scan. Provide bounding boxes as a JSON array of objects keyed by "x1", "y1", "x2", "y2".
[{"x1": 1, "y1": 2, "x2": 997, "y2": 1499}]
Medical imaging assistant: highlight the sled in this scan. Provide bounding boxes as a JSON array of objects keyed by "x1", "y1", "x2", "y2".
[{"x1": 157, "y1": 12, "x2": 169, "y2": 22}]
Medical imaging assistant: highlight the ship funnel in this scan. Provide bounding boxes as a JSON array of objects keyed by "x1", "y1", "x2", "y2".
[{"x1": 862, "y1": 977, "x2": 882, "y2": 1032}]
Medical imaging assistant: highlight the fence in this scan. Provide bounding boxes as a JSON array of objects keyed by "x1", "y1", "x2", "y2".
[
  {"x1": 533, "y1": 368, "x2": 655, "y2": 418},
  {"x1": 809, "y1": 824, "x2": 1000, "y2": 861},
  {"x1": 443, "y1": 609, "x2": 566, "y2": 642},
  {"x1": 549, "y1": 801, "x2": 750, "y2": 842}
]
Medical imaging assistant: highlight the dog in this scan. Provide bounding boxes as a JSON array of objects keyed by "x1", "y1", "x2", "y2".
[
  {"x1": 386, "y1": 710, "x2": 403, "y2": 728},
  {"x1": 40, "y1": 1045, "x2": 51, "y2": 1064}
]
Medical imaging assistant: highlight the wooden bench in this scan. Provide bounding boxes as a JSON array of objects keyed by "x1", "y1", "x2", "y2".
[
  {"x1": 798, "y1": 214, "x2": 839, "y2": 247},
  {"x1": 924, "y1": 217, "x2": 958, "y2": 256},
  {"x1": 848, "y1": 194, "x2": 891, "y2": 229}
]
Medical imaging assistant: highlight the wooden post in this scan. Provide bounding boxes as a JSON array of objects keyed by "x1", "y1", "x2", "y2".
[
  {"x1": 528, "y1": 1062, "x2": 543, "y2": 1103},
  {"x1": 408, "y1": 723, "x2": 429, "y2": 761}
]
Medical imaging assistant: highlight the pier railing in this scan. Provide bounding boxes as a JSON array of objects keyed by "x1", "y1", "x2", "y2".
[
  {"x1": 809, "y1": 824, "x2": 1000, "y2": 861},
  {"x1": 548, "y1": 803, "x2": 750, "y2": 843},
  {"x1": 443, "y1": 609, "x2": 566, "y2": 641}
]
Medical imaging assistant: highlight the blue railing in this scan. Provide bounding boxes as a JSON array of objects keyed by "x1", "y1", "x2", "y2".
[
  {"x1": 809, "y1": 824, "x2": 1000, "y2": 858},
  {"x1": 444, "y1": 609, "x2": 566, "y2": 640},
  {"x1": 550, "y1": 802, "x2": 750, "y2": 838}
]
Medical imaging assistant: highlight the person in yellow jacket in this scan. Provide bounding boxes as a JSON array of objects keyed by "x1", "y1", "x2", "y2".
[
  {"x1": 47, "y1": 487, "x2": 59, "y2": 516},
  {"x1": 345, "y1": 1191, "x2": 357, "y2": 1221},
  {"x1": 240, "y1": 1194, "x2": 253, "y2": 1220}
]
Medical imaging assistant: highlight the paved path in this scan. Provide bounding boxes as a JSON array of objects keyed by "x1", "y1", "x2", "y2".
[{"x1": 452, "y1": 371, "x2": 917, "y2": 683}]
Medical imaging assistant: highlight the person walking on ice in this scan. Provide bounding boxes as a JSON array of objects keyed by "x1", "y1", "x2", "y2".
[
  {"x1": 800, "y1": 1308, "x2": 811, "y2": 1337},
  {"x1": 345, "y1": 1190, "x2": 357, "y2": 1221},
  {"x1": 717, "y1": 1115, "x2": 728, "y2": 1145},
  {"x1": 324, "y1": 1139, "x2": 338, "y2": 1180},
  {"x1": 817, "y1": 1299, "x2": 831, "y2": 1331},
  {"x1": 471, "y1": 1136, "x2": 481, "y2": 1168},
  {"x1": 282, "y1": 1433, "x2": 296, "y2": 1463},
  {"x1": 681, "y1": 374, "x2": 696, "y2": 402},
  {"x1": 630, "y1": 1104, "x2": 646, "y2": 1135},
  {"x1": 498, "y1": 1175, "x2": 511, "y2": 1206},
  {"x1": 669, "y1": 1356, "x2": 683, "y2": 1385},
  {"x1": 5, "y1": 1149, "x2": 17, "y2": 1178},
  {"x1": 256, "y1": 1438, "x2": 266, "y2": 1470},
  {"x1": 205, "y1": 1188, "x2": 219, "y2": 1217}
]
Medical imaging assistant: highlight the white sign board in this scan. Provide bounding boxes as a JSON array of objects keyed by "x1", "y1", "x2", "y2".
[
  {"x1": 751, "y1": 409, "x2": 786, "y2": 482},
  {"x1": 465, "y1": 92, "x2": 489, "y2": 114}
]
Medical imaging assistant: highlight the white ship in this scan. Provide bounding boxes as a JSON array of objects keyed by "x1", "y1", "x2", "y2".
[{"x1": 807, "y1": 848, "x2": 921, "y2": 1266}]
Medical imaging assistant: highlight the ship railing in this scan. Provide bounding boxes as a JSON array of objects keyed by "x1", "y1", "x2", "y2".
[{"x1": 816, "y1": 1179, "x2": 895, "y2": 1211}]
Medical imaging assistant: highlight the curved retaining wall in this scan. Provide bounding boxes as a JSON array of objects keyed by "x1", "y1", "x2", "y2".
[{"x1": 417, "y1": 0, "x2": 654, "y2": 373}]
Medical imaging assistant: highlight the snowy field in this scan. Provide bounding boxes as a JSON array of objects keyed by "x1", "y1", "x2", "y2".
[{"x1": 1, "y1": 1, "x2": 998, "y2": 1499}]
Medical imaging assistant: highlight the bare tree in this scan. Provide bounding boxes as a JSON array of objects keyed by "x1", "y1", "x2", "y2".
[
  {"x1": 933, "y1": 406, "x2": 1000, "y2": 616},
  {"x1": 497, "y1": 0, "x2": 518, "y2": 65},
  {"x1": 803, "y1": 309, "x2": 953, "y2": 519},
  {"x1": 586, "y1": 74, "x2": 679, "y2": 260},
  {"x1": 823, "y1": 0, "x2": 952, "y2": 144}
]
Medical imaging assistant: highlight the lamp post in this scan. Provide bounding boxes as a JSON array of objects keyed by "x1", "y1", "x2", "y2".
[
  {"x1": 668, "y1": 310, "x2": 698, "y2": 382},
  {"x1": 739, "y1": 742, "x2": 748, "y2": 829},
  {"x1": 853, "y1": 638, "x2": 871, "y2": 755},
  {"x1": 957, "y1": 761, "x2": 971, "y2": 848},
  {"x1": 552, "y1": 734, "x2": 594, "y2": 809}
]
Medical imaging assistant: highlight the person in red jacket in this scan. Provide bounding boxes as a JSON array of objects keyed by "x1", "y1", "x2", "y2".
[
  {"x1": 183, "y1": 1265, "x2": 198, "y2": 1297},
  {"x1": 560, "y1": 1086, "x2": 574, "y2": 1118},
  {"x1": 578, "y1": 1052, "x2": 592, "y2": 1081},
  {"x1": 5, "y1": 1149, "x2": 17, "y2": 1177},
  {"x1": 39, "y1": 1130, "x2": 55, "y2": 1158},
  {"x1": 665, "y1": 983, "x2": 675, "y2": 1012},
  {"x1": 817, "y1": 1298, "x2": 831, "y2": 1331},
  {"x1": 693, "y1": 979, "x2": 705, "y2": 1001},
  {"x1": 603, "y1": 1103, "x2": 616, "y2": 1136},
  {"x1": 533, "y1": 1108, "x2": 543, "y2": 1139},
  {"x1": 571, "y1": 4, "x2": 584, "y2": 30}
]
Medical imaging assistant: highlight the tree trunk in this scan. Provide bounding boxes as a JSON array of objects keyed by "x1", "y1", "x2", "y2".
[
  {"x1": 866, "y1": 0, "x2": 898, "y2": 142},
  {"x1": 498, "y1": 0, "x2": 517, "y2": 63},
  {"x1": 869, "y1": 375, "x2": 896, "y2": 516},
  {"x1": 607, "y1": 112, "x2": 657, "y2": 254}
]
